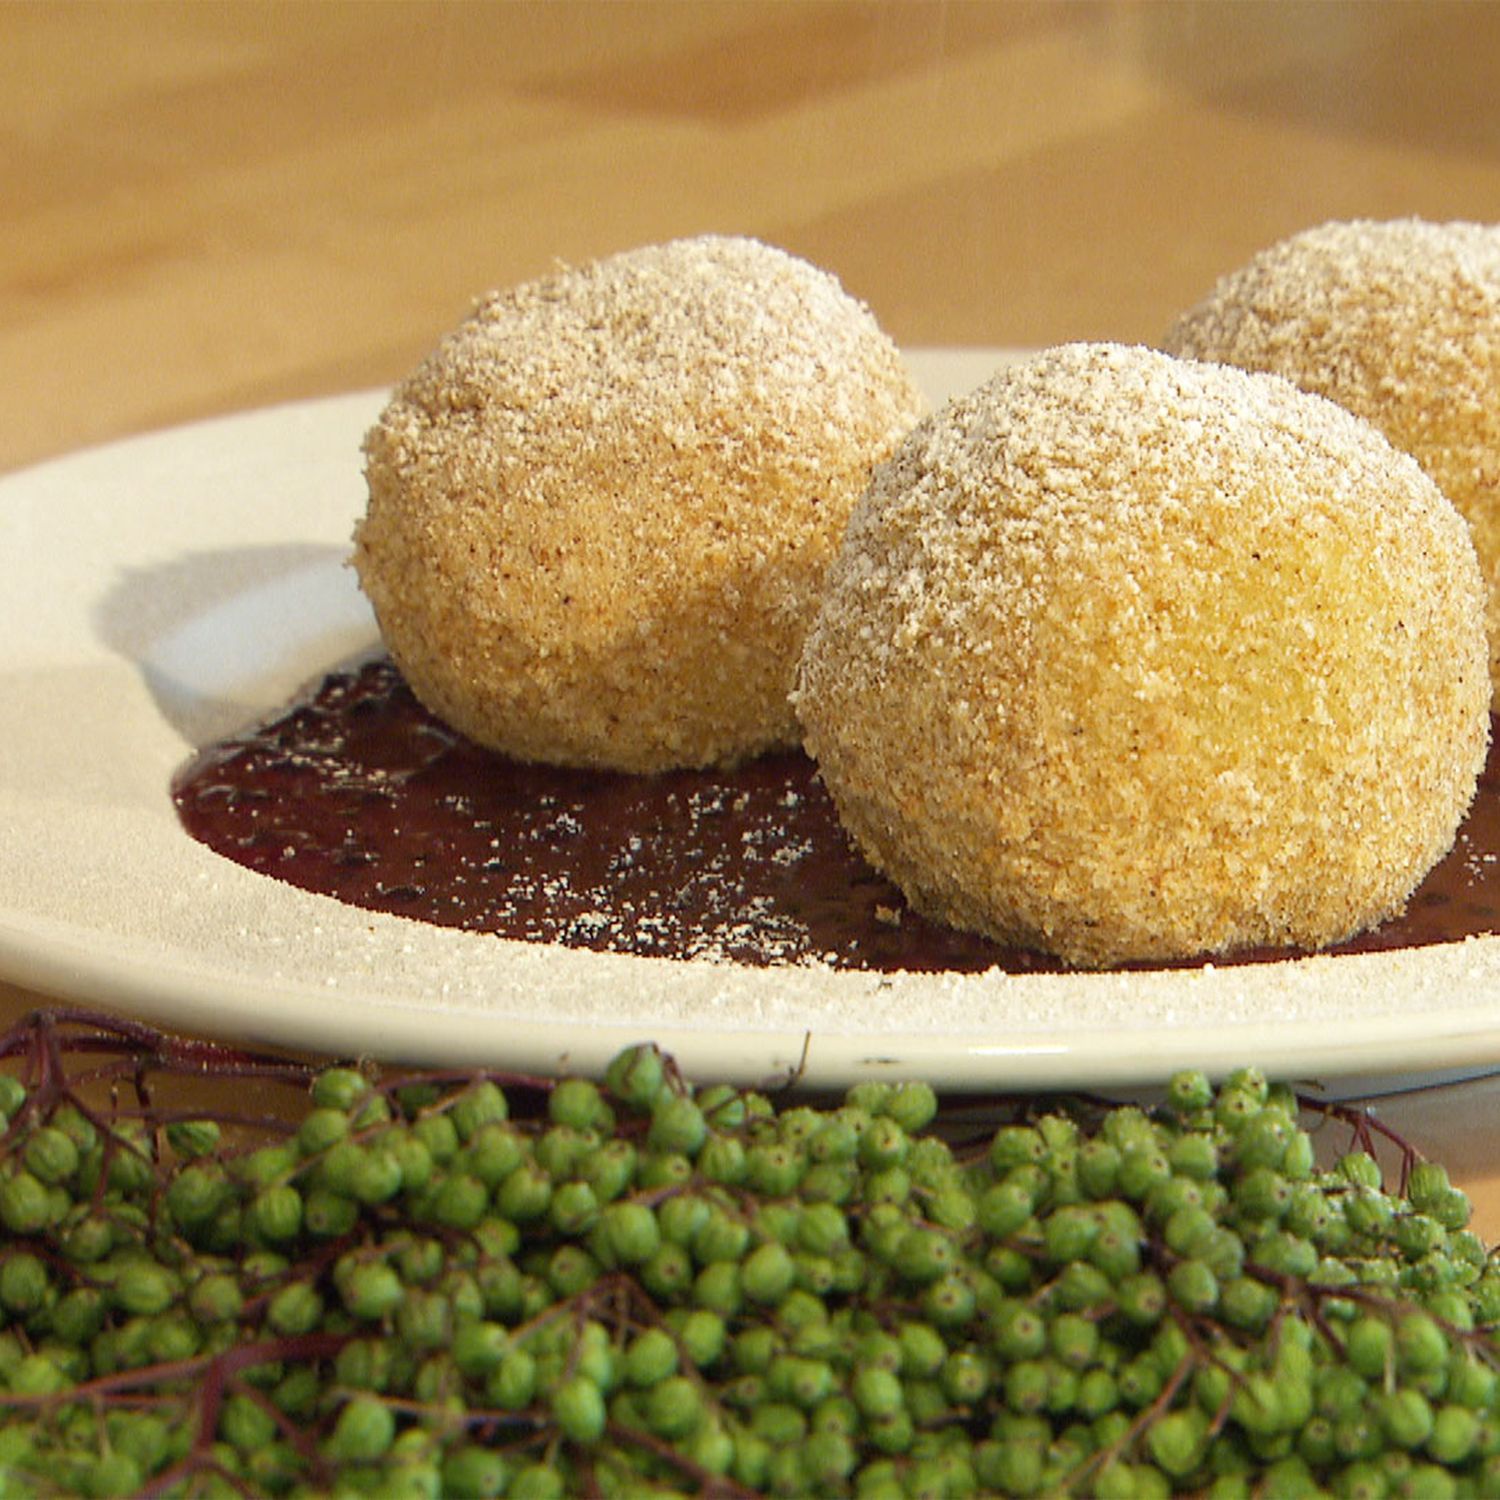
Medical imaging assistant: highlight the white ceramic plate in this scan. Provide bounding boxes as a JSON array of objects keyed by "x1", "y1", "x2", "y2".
[{"x1": 4, "y1": 350, "x2": 1500, "y2": 1093}]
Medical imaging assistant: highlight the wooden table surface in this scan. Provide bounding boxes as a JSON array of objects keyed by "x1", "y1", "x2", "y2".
[{"x1": 4, "y1": 1, "x2": 1500, "y2": 1234}]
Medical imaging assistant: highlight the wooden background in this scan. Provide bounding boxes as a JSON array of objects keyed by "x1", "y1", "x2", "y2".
[
  {"x1": 13, "y1": 1, "x2": 1500, "y2": 473},
  {"x1": 5, "y1": 1, "x2": 1500, "y2": 1230}
]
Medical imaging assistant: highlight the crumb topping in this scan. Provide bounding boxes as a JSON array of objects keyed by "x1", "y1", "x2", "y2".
[
  {"x1": 1164, "y1": 218, "x2": 1500, "y2": 703},
  {"x1": 795, "y1": 342, "x2": 1490, "y2": 967},
  {"x1": 353, "y1": 235, "x2": 926, "y2": 772}
]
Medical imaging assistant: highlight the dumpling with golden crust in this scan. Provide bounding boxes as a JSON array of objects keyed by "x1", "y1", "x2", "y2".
[
  {"x1": 354, "y1": 235, "x2": 926, "y2": 773},
  {"x1": 794, "y1": 343, "x2": 1489, "y2": 969},
  {"x1": 1164, "y1": 218, "x2": 1500, "y2": 704}
]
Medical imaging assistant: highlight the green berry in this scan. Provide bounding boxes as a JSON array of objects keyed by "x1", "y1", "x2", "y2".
[
  {"x1": 859, "y1": 1116, "x2": 909, "y2": 1170},
  {"x1": 977, "y1": 1180, "x2": 1034, "y2": 1239},
  {"x1": 111, "y1": 1263, "x2": 178, "y2": 1317},
  {"x1": 924, "y1": 1270, "x2": 977, "y2": 1326},
  {"x1": 546, "y1": 1178, "x2": 599, "y2": 1236},
  {"x1": 1118, "y1": 1146, "x2": 1172, "y2": 1201},
  {"x1": 442, "y1": 1446, "x2": 511, "y2": 1500},
  {"x1": 942, "y1": 1347, "x2": 992, "y2": 1404},
  {"x1": 884, "y1": 1081, "x2": 938, "y2": 1132},
  {"x1": 894, "y1": 1318, "x2": 946, "y2": 1378},
  {"x1": 387, "y1": 1128, "x2": 435, "y2": 1188},
  {"x1": 1043, "y1": 1204, "x2": 1099, "y2": 1262},
  {"x1": 640, "y1": 1241, "x2": 693, "y2": 1298},
  {"x1": 0, "y1": 1170, "x2": 52, "y2": 1234},
  {"x1": 1168, "y1": 1258, "x2": 1219, "y2": 1314},
  {"x1": 60, "y1": 1212, "x2": 114, "y2": 1264},
  {"x1": 1148, "y1": 1407, "x2": 1209, "y2": 1478},
  {"x1": 312, "y1": 1067, "x2": 371, "y2": 1111},
  {"x1": 297, "y1": 1106, "x2": 350, "y2": 1155},
  {"x1": 1116, "y1": 1271, "x2": 1167, "y2": 1326},
  {"x1": 1396, "y1": 1313, "x2": 1449, "y2": 1375},
  {"x1": 742, "y1": 1241, "x2": 796, "y2": 1304},
  {"x1": 745, "y1": 1141, "x2": 804, "y2": 1197},
  {"x1": 894, "y1": 1226, "x2": 956, "y2": 1284},
  {"x1": 1167, "y1": 1069, "x2": 1214, "y2": 1114},
  {"x1": 637, "y1": 1149, "x2": 692, "y2": 1190},
  {"x1": 625, "y1": 1327, "x2": 679, "y2": 1387},
  {"x1": 187, "y1": 1270, "x2": 244, "y2": 1325},
  {"x1": 487, "y1": 1347, "x2": 537, "y2": 1409},
  {"x1": 1049, "y1": 1311, "x2": 1100, "y2": 1369},
  {"x1": 495, "y1": 1162, "x2": 552, "y2": 1222},
  {"x1": 990, "y1": 1124, "x2": 1047, "y2": 1171},
  {"x1": 1250, "y1": 1229, "x2": 1317, "y2": 1279},
  {"x1": 508, "y1": 1463, "x2": 565, "y2": 1500},
  {"x1": 851, "y1": 1364, "x2": 905, "y2": 1418},
  {"x1": 326, "y1": 1394, "x2": 395, "y2": 1461},
  {"x1": 1005, "y1": 1357, "x2": 1051, "y2": 1414},
  {"x1": 80, "y1": 1452, "x2": 143, "y2": 1498},
  {"x1": 23, "y1": 1125, "x2": 79, "y2": 1185},
  {"x1": 643, "y1": 1374, "x2": 704, "y2": 1439},
  {"x1": 451, "y1": 1320, "x2": 509, "y2": 1379},
  {"x1": 551, "y1": 1373, "x2": 607, "y2": 1443},
  {"x1": 220, "y1": 1390, "x2": 277, "y2": 1452},
  {"x1": 599, "y1": 1199, "x2": 662, "y2": 1264},
  {"x1": 677, "y1": 1307, "x2": 727, "y2": 1368},
  {"x1": 699, "y1": 1133, "x2": 747, "y2": 1185},
  {"x1": 580, "y1": 1137, "x2": 636, "y2": 1201},
  {"x1": 448, "y1": 1080, "x2": 509, "y2": 1140},
  {"x1": 51, "y1": 1286, "x2": 106, "y2": 1344},
  {"x1": 0, "y1": 1077, "x2": 26, "y2": 1120},
  {"x1": 166, "y1": 1161, "x2": 232, "y2": 1229},
  {"x1": 991, "y1": 1300, "x2": 1047, "y2": 1361},
  {"x1": 411, "y1": 1111, "x2": 460, "y2": 1164},
  {"x1": 456, "y1": 1123, "x2": 522, "y2": 1190},
  {"x1": 1077, "y1": 1139, "x2": 1123, "y2": 1199},
  {"x1": 694, "y1": 1259, "x2": 743, "y2": 1317},
  {"x1": 1379, "y1": 1387, "x2": 1436, "y2": 1449},
  {"x1": 1168, "y1": 1132, "x2": 1218, "y2": 1181},
  {"x1": 1335, "y1": 1150, "x2": 1383, "y2": 1190},
  {"x1": 341, "y1": 1261, "x2": 404, "y2": 1320},
  {"x1": 266, "y1": 1280, "x2": 322, "y2": 1335},
  {"x1": 604, "y1": 1044, "x2": 667, "y2": 1111},
  {"x1": 247, "y1": 1183, "x2": 303, "y2": 1241},
  {"x1": 342, "y1": 1145, "x2": 401, "y2": 1205},
  {"x1": 693, "y1": 1207, "x2": 752, "y2": 1264},
  {"x1": 548, "y1": 1076, "x2": 612, "y2": 1131},
  {"x1": 648, "y1": 1093, "x2": 707, "y2": 1156}
]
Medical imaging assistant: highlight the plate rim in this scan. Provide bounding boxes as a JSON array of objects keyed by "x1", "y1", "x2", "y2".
[{"x1": 3, "y1": 355, "x2": 1498, "y2": 1091}]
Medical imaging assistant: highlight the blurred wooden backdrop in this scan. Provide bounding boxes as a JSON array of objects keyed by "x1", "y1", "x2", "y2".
[{"x1": 10, "y1": 1, "x2": 1500, "y2": 474}]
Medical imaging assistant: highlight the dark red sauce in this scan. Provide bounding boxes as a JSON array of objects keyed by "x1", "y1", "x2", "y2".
[{"x1": 171, "y1": 657, "x2": 1500, "y2": 973}]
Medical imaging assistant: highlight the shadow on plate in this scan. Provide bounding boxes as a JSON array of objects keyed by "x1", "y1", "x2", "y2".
[{"x1": 91, "y1": 543, "x2": 378, "y2": 747}]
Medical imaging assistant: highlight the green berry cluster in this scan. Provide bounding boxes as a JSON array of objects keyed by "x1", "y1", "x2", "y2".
[{"x1": 0, "y1": 1024, "x2": 1496, "y2": 1499}]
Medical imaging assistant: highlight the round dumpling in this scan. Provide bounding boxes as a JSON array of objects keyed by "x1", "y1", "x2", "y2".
[
  {"x1": 354, "y1": 235, "x2": 926, "y2": 772},
  {"x1": 794, "y1": 342, "x2": 1489, "y2": 968},
  {"x1": 1164, "y1": 218, "x2": 1500, "y2": 704}
]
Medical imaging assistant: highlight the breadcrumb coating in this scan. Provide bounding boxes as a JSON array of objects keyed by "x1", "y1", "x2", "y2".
[
  {"x1": 793, "y1": 343, "x2": 1489, "y2": 968},
  {"x1": 1164, "y1": 217, "x2": 1500, "y2": 705},
  {"x1": 353, "y1": 236, "x2": 925, "y2": 772}
]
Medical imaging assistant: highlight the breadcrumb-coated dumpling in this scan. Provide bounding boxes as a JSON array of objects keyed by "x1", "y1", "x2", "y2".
[
  {"x1": 1163, "y1": 218, "x2": 1500, "y2": 705},
  {"x1": 354, "y1": 235, "x2": 926, "y2": 773},
  {"x1": 793, "y1": 343, "x2": 1489, "y2": 969}
]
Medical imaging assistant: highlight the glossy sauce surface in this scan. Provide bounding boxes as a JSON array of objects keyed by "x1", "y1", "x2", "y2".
[{"x1": 172, "y1": 658, "x2": 1500, "y2": 973}]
